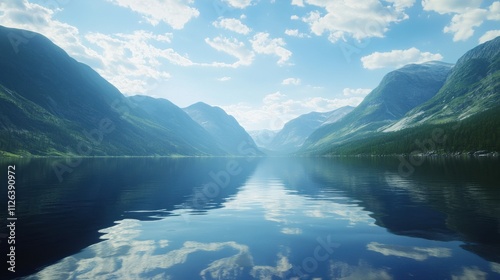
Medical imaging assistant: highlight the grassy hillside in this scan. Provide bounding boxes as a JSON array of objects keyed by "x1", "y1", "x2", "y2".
[
  {"x1": 319, "y1": 105, "x2": 500, "y2": 156},
  {"x1": 0, "y1": 26, "x2": 230, "y2": 157},
  {"x1": 301, "y1": 62, "x2": 452, "y2": 153}
]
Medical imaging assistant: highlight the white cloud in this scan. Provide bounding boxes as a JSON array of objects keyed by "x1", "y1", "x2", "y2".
[
  {"x1": 205, "y1": 36, "x2": 255, "y2": 67},
  {"x1": 107, "y1": 0, "x2": 199, "y2": 29},
  {"x1": 222, "y1": 92, "x2": 364, "y2": 130},
  {"x1": 263, "y1": 91, "x2": 286, "y2": 104},
  {"x1": 250, "y1": 32, "x2": 292, "y2": 65},
  {"x1": 423, "y1": 1, "x2": 500, "y2": 42},
  {"x1": 386, "y1": 0, "x2": 416, "y2": 11},
  {"x1": 0, "y1": 0, "x2": 249, "y2": 95},
  {"x1": 301, "y1": 0, "x2": 413, "y2": 42},
  {"x1": 343, "y1": 88, "x2": 372, "y2": 96},
  {"x1": 489, "y1": 2, "x2": 500, "y2": 20},
  {"x1": 217, "y1": 76, "x2": 232, "y2": 82},
  {"x1": 222, "y1": 0, "x2": 253, "y2": 9},
  {"x1": 0, "y1": 0, "x2": 97, "y2": 60},
  {"x1": 284, "y1": 29, "x2": 309, "y2": 38},
  {"x1": 422, "y1": 0, "x2": 482, "y2": 14},
  {"x1": 361, "y1": 47, "x2": 443, "y2": 70},
  {"x1": 291, "y1": 15, "x2": 300, "y2": 20},
  {"x1": 213, "y1": 18, "x2": 251, "y2": 34},
  {"x1": 85, "y1": 31, "x2": 184, "y2": 94},
  {"x1": 444, "y1": 8, "x2": 488, "y2": 41},
  {"x1": 291, "y1": 0, "x2": 304, "y2": 7},
  {"x1": 0, "y1": 0, "x2": 171, "y2": 95},
  {"x1": 479, "y1": 30, "x2": 500, "y2": 44},
  {"x1": 282, "y1": 78, "x2": 301, "y2": 85}
]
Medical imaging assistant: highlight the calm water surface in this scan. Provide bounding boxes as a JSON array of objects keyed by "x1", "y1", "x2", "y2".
[{"x1": 1, "y1": 157, "x2": 499, "y2": 279}]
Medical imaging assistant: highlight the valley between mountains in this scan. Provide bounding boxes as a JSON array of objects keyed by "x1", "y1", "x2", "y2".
[{"x1": 1, "y1": 25, "x2": 499, "y2": 157}]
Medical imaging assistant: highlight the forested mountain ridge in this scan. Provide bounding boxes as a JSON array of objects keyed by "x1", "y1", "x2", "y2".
[
  {"x1": 183, "y1": 102, "x2": 262, "y2": 155},
  {"x1": 264, "y1": 106, "x2": 354, "y2": 153},
  {"x1": 0, "y1": 26, "x2": 247, "y2": 156},
  {"x1": 301, "y1": 37, "x2": 500, "y2": 156},
  {"x1": 384, "y1": 36, "x2": 500, "y2": 131},
  {"x1": 301, "y1": 61, "x2": 454, "y2": 154}
]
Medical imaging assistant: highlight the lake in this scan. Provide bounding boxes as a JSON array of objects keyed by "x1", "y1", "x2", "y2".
[{"x1": 1, "y1": 157, "x2": 499, "y2": 279}]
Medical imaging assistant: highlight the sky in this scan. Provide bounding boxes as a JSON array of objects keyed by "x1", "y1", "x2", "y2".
[{"x1": 1, "y1": 0, "x2": 499, "y2": 131}]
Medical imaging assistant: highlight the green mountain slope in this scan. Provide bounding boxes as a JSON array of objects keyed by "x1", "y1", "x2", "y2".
[
  {"x1": 313, "y1": 37, "x2": 500, "y2": 156},
  {"x1": 183, "y1": 102, "x2": 262, "y2": 155},
  {"x1": 266, "y1": 106, "x2": 354, "y2": 153},
  {"x1": 301, "y1": 61, "x2": 453, "y2": 154},
  {"x1": 324, "y1": 104, "x2": 500, "y2": 155},
  {"x1": 385, "y1": 36, "x2": 500, "y2": 131},
  {"x1": 127, "y1": 96, "x2": 227, "y2": 155},
  {"x1": 0, "y1": 26, "x2": 225, "y2": 156}
]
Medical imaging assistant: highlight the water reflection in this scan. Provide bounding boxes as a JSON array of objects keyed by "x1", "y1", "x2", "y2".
[
  {"x1": 0, "y1": 157, "x2": 258, "y2": 279},
  {"x1": 26, "y1": 219, "x2": 254, "y2": 279},
  {"x1": 1, "y1": 157, "x2": 499, "y2": 279},
  {"x1": 329, "y1": 261, "x2": 392, "y2": 280},
  {"x1": 305, "y1": 157, "x2": 500, "y2": 262},
  {"x1": 26, "y1": 218, "x2": 296, "y2": 279},
  {"x1": 367, "y1": 242, "x2": 451, "y2": 261}
]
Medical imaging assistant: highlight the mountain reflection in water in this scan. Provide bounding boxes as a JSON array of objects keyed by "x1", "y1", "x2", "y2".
[{"x1": 1, "y1": 157, "x2": 499, "y2": 279}]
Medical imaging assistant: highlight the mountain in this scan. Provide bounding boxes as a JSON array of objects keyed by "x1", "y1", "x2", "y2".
[
  {"x1": 266, "y1": 106, "x2": 354, "y2": 153},
  {"x1": 0, "y1": 26, "x2": 227, "y2": 156},
  {"x1": 183, "y1": 102, "x2": 261, "y2": 155},
  {"x1": 384, "y1": 36, "x2": 500, "y2": 132},
  {"x1": 126, "y1": 96, "x2": 226, "y2": 155},
  {"x1": 301, "y1": 61, "x2": 454, "y2": 154},
  {"x1": 305, "y1": 37, "x2": 500, "y2": 155},
  {"x1": 249, "y1": 129, "x2": 278, "y2": 148}
]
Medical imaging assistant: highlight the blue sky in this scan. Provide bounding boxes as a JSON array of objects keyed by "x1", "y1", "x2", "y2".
[{"x1": 1, "y1": 0, "x2": 499, "y2": 130}]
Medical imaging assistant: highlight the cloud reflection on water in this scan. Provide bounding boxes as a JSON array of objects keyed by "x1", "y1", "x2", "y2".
[
  {"x1": 29, "y1": 218, "x2": 297, "y2": 280},
  {"x1": 223, "y1": 178, "x2": 375, "y2": 229},
  {"x1": 367, "y1": 242, "x2": 452, "y2": 261},
  {"x1": 330, "y1": 260, "x2": 393, "y2": 280},
  {"x1": 492, "y1": 262, "x2": 500, "y2": 274},
  {"x1": 451, "y1": 266, "x2": 488, "y2": 280}
]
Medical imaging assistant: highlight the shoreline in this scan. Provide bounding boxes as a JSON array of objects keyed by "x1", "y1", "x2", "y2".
[
  {"x1": 323, "y1": 150, "x2": 500, "y2": 158},
  {"x1": 1, "y1": 150, "x2": 499, "y2": 159}
]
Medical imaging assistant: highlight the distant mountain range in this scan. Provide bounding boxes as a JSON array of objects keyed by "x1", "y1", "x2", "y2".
[
  {"x1": 0, "y1": 26, "x2": 258, "y2": 157},
  {"x1": 253, "y1": 106, "x2": 354, "y2": 153},
  {"x1": 384, "y1": 38, "x2": 500, "y2": 131},
  {"x1": 0, "y1": 25, "x2": 498, "y2": 157},
  {"x1": 300, "y1": 36, "x2": 500, "y2": 155},
  {"x1": 183, "y1": 102, "x2": 261, "y2": 155},
  {"x1": 301, "y1": 61, "x2": 454, "y2": 153}
]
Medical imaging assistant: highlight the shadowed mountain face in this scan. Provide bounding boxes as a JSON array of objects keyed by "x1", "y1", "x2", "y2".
[
  {"x1": 298, "y1": 37, "x2": 500, "y2": 156},
  {"x1": 183, "y1": 102, "x2": 262, "y2": 155},
  {"x1": 126, "y1": 96, "x2": 227, "y2": 155},
  {"x1": 0, "y1": 26, "x2": 239, "y2": 156},
  {"x1": 385, "y1": 37, "x2": 500, "y2": 131},
  {"x1": 301, "y1": 61, "x2": 453, "y2": 153},
  {"x1": 1, "y1": 24, "x2": 498, "y2": 157}
]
